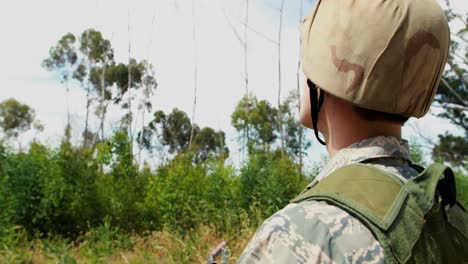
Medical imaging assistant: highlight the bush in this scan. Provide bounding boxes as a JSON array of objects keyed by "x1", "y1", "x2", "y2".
[
  {"x1": 239, "y1": 150, "x2": 307, "y2": 222},
  {"x1": 0, "y1": 129, "x2": 309, "y2": 247}
]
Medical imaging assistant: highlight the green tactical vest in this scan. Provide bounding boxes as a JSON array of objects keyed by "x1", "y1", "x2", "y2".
[{"x1": 291, "y1": 163, "x2": 468, "y2": 264}]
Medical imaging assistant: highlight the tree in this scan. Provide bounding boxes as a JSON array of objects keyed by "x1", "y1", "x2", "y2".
[
  {"x1": 409, "y1": 138, "x2": 427, "y2": 167},
  {"x1": 88, "y1": 57, "x2": 156, "y2": 145},
  {"x1": 88, "y1": 65, "x2": 114, "y2": 142},
  {"x1": 140, "y1": 108, "x2": 228, "y2": 162},
  {"x1": 277, "y1": 0, "x2": 286, "y2": 157},
  {"x1": 238, "y1": 149, "x2": 306, "y2": 222},
  {"x1": 232, "y1": 95, "x2": 278, "y2": 153},
  {"x1": 189, "y1": 0, "x2": 199, "y2": 152},
  {"x1": 42, "y1": 33, "x2": 78, "y2": 134},
  {"x1": 144, "y1": 108, "x2": 193, "y2": 154},
  {"x1": 77, "y1": 29, "x2": 114, "y2": 146},
  {"x1": 111, "y1": 59, "x2": 152, "y2": 134},
  {"x1": 137, "y1": 62, "x2": 158, "y2": 166},
  {"x1": 44, "y1": 29, "x2": 116, "y2": 145},
  {"x1": 46, "y1": 29, "x2": 157, "y2": 148},
  {"x1": 0, "y1": 99, "x2": 36, "y2": 140},
  {"x1": 431, "y1": 5, "x2": 467, "y2": 168},
  {"x1": 222, "y1": 0, "x2": 251, "y2": 163},
  {"x1": 432, "y1": 133, "x2": 467, "y2": 167},
  {"x1": 193, "y1": 127, "x2": 229, "y2": 162},
  {"x1": 280, "y1": 90, "x2": 311, "y2": 162}
]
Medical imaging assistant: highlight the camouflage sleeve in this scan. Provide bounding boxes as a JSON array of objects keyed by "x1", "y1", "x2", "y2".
[{"x1": 237, "y1": 201, "x2": 385, "y2": 264}]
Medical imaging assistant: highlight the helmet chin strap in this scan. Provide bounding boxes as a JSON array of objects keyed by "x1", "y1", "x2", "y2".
[{"x1": 307, "y1": 79, "x2": 326, "y2": 146}]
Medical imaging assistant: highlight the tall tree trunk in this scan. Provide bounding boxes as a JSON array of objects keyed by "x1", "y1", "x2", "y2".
[
  {"x1": 83, "y1": 83, "x2": 91, "y2": 147},
  {"x1": 64, "y1": 80, "x2": 72, "y2": 143},
  {"x1": 100, "y1": 65, "x2": 106, "y2": 141},
  {"x1": 138, "y1": 110, "x2": 145, "y2": 168},
  {"x1": 277, "y1": 0, "x2": 285, "y2": 158},
  {"x1": 138, "y1": 6, "x2": 157, "y2": 169},
  {"x1": 189, "y1": 0, "x2": 198, "y2": 152},
  {"x1": 128, "y1": 9, "x2": 134, "y2": 146},
  {"x1": 297, "y1": 0, "x2": 303, "y2": 175},
  {"x1": 243, "y1": 0, "x2": 249, "y2": 163}
]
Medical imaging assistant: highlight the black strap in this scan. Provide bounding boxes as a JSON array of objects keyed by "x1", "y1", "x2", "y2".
[{"x1": 307, "y1": 79, "x2": 326, "y2": 145}]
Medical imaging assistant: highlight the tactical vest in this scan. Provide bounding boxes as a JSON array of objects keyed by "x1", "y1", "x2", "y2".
[{"x1": 291, "y1": 163, "x2": 468, "y2": 264}]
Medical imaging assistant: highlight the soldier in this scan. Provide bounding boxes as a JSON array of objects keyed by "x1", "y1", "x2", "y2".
[{"x1": 237, "y1": 0, "x2": 468, "y2": 263}]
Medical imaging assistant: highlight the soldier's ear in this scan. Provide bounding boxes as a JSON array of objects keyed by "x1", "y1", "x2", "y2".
[{"x1": 300, "y1": 82, "x2": 313, "y2": 129}]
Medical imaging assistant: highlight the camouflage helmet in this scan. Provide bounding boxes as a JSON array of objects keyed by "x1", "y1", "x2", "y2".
[{"x1": 300, "y1": 0, "x2": 450, "y2": 118}]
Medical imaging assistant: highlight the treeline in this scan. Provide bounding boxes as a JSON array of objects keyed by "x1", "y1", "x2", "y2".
[
  {"x1": 1, "y1": 103, "x2": 467, "y2": 245},
  {"x1": 0, "y1": 90, "x2": 313, "y2": 243},
  {"x1": 0, "y1": 26, "x2": 313, "y2": 241},
  {"x1": 0, "y1": 134, "x2": 307, "y2": 244}
]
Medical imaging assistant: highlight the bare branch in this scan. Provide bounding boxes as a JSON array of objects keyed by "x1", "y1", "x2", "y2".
[
  {"x1": 278, "y1": 0, "x2": 285, "y2": 157},
  {"x1": 452, "y1": 33, "x2": 468, "y2": 45},
  {"x1": 297, "y1": 0, "x2": 304, "y2": 174},
  {"x1": 446, "y1": 60, "x2": 467, "y2": 89},
  {"x1": 241, "y1": 22, "x2": 279, "y2": 45},
  {"x1": 243, "y1": 0, "x2": 249, "y2": 164},
  {"x1": 452, "y1": 50, "x2": 468, "y2": 65},
  {"x1": 445, "y1": 0, "x2": 468, "y2": 44},
  {"x1": 440, "y1": 77, "x2": 468, "y2": 107},
  {"x1": 445, "y1": 0, "x2": 467, "y2": 24},
  {"x1": 222, "y1": 8, "x2": 244, "y2": 45},
  {"x1": 432, "y1": 100, "x2": 468, "y2": 111},
  {"x1": 453, "y1": 14, "x2": 467, "y2": 27},
  {"x1": 407, "y1": 122, "x2": 437, "y2": 149},
  {"x1": 189, "y1": 0, "x2": 198, "y2": 151},
  {"x1": 127, "y1": 7, "x2": 133, "y2": 143}
]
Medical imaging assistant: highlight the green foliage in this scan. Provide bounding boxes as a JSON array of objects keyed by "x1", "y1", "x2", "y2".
[
  {"x1": 455, "y1": 169, "x2": 468, "y2": 209},
  {"x1": 42, "y1": 33, "x2": 78, "y2": 83},
  {"x1": 0, "y1": 94, "x2": 312, "y2": 245},
  {"x1": 193, "y1": 127, "x2": 229, "y2": 162},
  {"x1": 55, "y1": 142, "x2": 103, "y2": 235},
  {"x1": 239, "y1": 150, "x2": 307, "y2": 221},
  {"x1": 110, "y1": 130, "x2": 137, "y2": 179},
  {"x1": 231, "y1": 93, "x2": 310, "y2": 161},
  {"x1": 143, "y1": 153, "x2": 209, "y2": 232},
  {"x1": 432, "y1": 133, "x2": 467, "y2": 167},
  {"x1": 0, "y1": 98, "x2": 36, "y2": 139},
  {"x1": 89, "y1": 66, "x2": 113, "y2": 100},
  {"x1": 203, "y1": 160, "x2": 241, "y2": 233},
  {"x1": 231, "y1": 95, "x2": 278, "y2": 153},
  {"x1": 83, "y1": 216, "x2": 134, "y2": 258},
  {"x1": 79, "y1": 29, "x2": 114, "y2": 65},
  {"x1": 280, "y1": 90, "x2": 312, "y2": 159},
  {"x1": 145, "y1": 108, "x2": 193, "y2": 153},
  {"x1": 409, "y1": 138, "x2": 427, "y2": 167},
  {"x1": 141, "y1": 108, "x2": 229, "y2": 162}
]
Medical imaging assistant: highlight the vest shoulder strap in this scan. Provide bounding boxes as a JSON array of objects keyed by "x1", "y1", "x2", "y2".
[
  {"x1": 291, "y1": 163, "x2": 407, "y2": 230},
  {"x1": 291, "y1": 163, "x2": 459, "y2": 264}
]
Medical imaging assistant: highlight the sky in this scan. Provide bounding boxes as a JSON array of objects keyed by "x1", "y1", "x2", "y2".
[{"x1": 0, "y1": 0, "x2": 467, "y2": 169}]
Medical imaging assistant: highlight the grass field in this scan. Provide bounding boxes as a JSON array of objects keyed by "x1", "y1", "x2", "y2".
[{"x1": 0, "y1": 225, "x2": 255, "y2": 263}]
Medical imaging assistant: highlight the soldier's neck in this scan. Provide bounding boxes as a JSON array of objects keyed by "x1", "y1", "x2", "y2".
[{"x1": 323, "y1": 113, "x2": 402, "y2": 158}]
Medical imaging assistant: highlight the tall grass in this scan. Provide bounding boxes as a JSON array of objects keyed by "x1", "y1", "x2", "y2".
[{"x1": 0, "y1": 224, "x2": 256, "y2": 263}]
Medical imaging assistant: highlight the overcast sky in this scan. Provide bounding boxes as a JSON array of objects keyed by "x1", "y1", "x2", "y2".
[{"x1": 1, "y1": 0, "x2": 466, "y2": 169}]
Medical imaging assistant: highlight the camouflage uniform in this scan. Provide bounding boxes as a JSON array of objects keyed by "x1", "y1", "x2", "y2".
[{"x1": 237, "y1": 136, "x2": 419, "y2": 264}]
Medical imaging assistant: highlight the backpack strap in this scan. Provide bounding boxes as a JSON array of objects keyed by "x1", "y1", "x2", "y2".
[
  {"x1": 406, "y1": 163, "x2": 456, "y2": 213},
  {"x1": 291, "y1": 163, "x2": 456, "y2": 264}
]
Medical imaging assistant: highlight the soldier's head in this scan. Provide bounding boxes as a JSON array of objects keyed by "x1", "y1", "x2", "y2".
[{"x1": 299, "y1": 0, "x2": 450, "y2": 146}]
